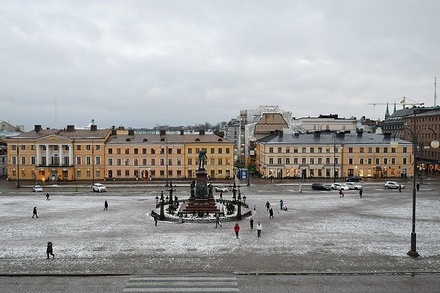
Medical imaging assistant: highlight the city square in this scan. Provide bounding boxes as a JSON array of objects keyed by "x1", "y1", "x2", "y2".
[{"x1": 0, "y1": 177, "x2": 439, "y2": 292}]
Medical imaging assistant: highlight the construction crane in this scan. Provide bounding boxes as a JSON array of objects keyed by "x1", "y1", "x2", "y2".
[{"x1": 367, "y1": 97, "x2": 424, "y2": 109}]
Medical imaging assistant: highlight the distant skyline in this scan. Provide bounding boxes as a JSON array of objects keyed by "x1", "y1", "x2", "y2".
[{"x1": 1, "y1": 1, "x2": 439, "y2": 131}]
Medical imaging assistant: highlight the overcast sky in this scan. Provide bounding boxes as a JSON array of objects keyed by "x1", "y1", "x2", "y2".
[{"x1": 1, "y1": 1, "x2": 439, "y2": 131}]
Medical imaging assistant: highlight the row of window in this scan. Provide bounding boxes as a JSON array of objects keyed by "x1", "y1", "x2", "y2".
[
  {"x1": 267, "y1": 156, "x2": 408, "y2": 165},
  {"x1": 268, "y1": 146, "x2": 408, "y2": 154},
  {"x1": 107, "y1": 147, "x2": 231, "y2": 155}
]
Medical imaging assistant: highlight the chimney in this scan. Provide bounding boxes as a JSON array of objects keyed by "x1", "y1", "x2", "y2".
[
  {"x1": 67, "y1": 125, "x2": 75, "y2": 132},
  {"x1": 128, "y1": 129, "x2": 134, "y2": 135},
  {"x1": 180, "y1": 130, "x2": 184, "y2": 135},
  {"x1": 278, "y1": 130, "x2": 283, "y2": 137},
  {"x1": 90, "y1": 125, "x2": 97, "y2": 131},
  {"x1": 159, "y1": 129, "x2": 166, "y2": 136},
  {"x1": 294, "y1": 133, "x2": 300, "y2": 138},
  {"x1": 314, "y1": 131, "x2": 321, "y2": 138},
  {"x1": 199, "y1": 129, "x2": 205, "y2": 135},
  {"x1": 357, "y1": 129, "x2": 363, "y2": 137},
  {"x1": 34, "y1": 125, "x2": 42, "y2": 132}
]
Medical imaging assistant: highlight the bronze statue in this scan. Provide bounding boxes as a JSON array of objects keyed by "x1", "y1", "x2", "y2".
[
  {"x1": 198, "y1": 150, "x2": 207, "y2": 170},
  {"x1": 197, "y1": 182, "x2": 206, "y2": 198}
]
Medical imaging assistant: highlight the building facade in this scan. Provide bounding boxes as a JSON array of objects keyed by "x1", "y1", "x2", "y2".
[
  {"x1": 6, "y1": 125, "x2": 234, "y2": 183},
  {"x1": 256, "y1": 130, "x2": 413, "y2": 180}
]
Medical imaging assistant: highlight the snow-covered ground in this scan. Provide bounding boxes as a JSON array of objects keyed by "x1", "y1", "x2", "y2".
[{"x1": 1, "y1": 182, "x2": 439, "y2": 275}]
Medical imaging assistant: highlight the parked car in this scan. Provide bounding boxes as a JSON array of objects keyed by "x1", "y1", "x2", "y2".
[
  {"x1": 92, "y1": 183, "x2": 107, "y2": 192},
  {"x1": 331, "y1": 183, "x2": 349, "y2": 191},
  {"x1": 32, "y1": 185, "x2": 43, "y2": 192},
  {"x1": 345, "y1": 182, "x2": 363, "y2": 190},
  {"x1": 346, "y1": 176, "x2": 362, "y2": 182},
  {"x1": 214, "y1": 185, "x2": 229, "y2": 192},
  {"x1": 384, "y1": 181, "x2": 405, "y2": 189},
  {"x1": 311, "y1": 183, "x2": 332, "y2": 191}
]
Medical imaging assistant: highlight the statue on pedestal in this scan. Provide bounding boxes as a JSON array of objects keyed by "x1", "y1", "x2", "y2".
[{"x1": 198, "y1": 150, "x2": 207, "y2": 170}]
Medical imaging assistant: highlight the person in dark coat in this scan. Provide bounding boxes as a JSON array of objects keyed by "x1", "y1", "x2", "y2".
[
  {"x1": 46, "y1": 193, "x2": 50, "y2": 200},
  {"x1": 249, "y1": 218, "x2": 254, "y2": 229},
  {"x1": 153, "y1": 213, "x2": 158, "y2": 226},
  {"x1": 265, "y1": 201, "x2": 271, "y2": 211},
  {"x1": 104, "y1": 200, "x2": 108, "y2": 210},
  {"x1": 359, "y1": 189, "x2": 363, "y2": 198},
  {"x1": 46, "y1": 241, "x2": 54, "y2": 259},
  {"x1": 269, "y1": 207, "x2": 274, "y2": 218},
  {"x1": 32, "y1": 207, "x2": 38, "y2": 218}
]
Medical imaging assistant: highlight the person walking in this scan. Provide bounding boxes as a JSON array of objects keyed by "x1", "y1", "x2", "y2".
[
  {"x1": 339, "y1": 189, "x2": 344, "y2": 197},
  {"x1": 265, "y1": 201, "x2": 271, "y2": 211},
  {"x1": 399, "y1": 185, "x2": 402, "y2": 192},
  {"x1": 416, "y1": 183, "x2": 420, "y2": 191},
  {"x1": 256, "y1": 222, "x2": 262, "y2": 238},
  {"x1": 46, "y1": 193, "x2": 50, "y2": 200},
  {"x1": 279, "y1": 199, "x2": 284, "y2": 210},
  {"x1": 215, "y1": 215, "x2": 222, "y2": 228},
  {"x1": 104, "y1": 200, "x2": 108, "y2": 210},
  {"x1": 249, "y1": 218, "x2": 254, "y2": 229},
  {"x1": 233, "y1": 223, "x2": 240, "y2": 238},
  {"x1": 269, "y1": 207, "x2": 274, "y2": 219},
  {"x1": 32, "y1": 207, "x2": 38, "y2": 218},
  {"x1": 46, "y1": 241, "x2": 54, "y2": 259},
  {"x1": 153, "y1": 213, "x2": 158, "y2": 226},
  {"x1": 359, "y1": 189, "x2": 363, "y2": 198}
]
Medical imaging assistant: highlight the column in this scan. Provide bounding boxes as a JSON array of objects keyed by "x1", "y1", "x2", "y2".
[
  {"x1": 59, "y1": 144, "x2": 63, "y2": 166},
  {"x1": 68, "y1": 144, "x2": 73, "y2": 166},
  {"x1": 36, "y1": 144, "x2": 41, "y2": 166},
  {"x1": 45, "y1": 144, "x2": 49, "y2": 166}
]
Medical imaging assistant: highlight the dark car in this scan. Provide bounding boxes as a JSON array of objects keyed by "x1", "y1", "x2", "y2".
[
  {"x1": 346, "y1": 176, "x2": 362, "y2": 182},
  {"x1": 312, "y1": 183, "x2": 332, "y2": 191}
]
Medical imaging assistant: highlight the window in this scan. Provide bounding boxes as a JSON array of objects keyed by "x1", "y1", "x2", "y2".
[
  {"x1": 96, "y1": 157, "x2": 101, "y2": 165},
  {"x1": 77, "y1": 145, "x2": 81, "y2": 151},
  {"x1": 375, "y1": 158, "x2": 380, "y2": 164},
  {"x1": 277, "y1": 147, "x2": 282, "y2": 153},
  {"x1": 375, "y1": 147, "x2": 380, "y2": 153},
  {"x1": 384, "y1": 147, "x2": 388, "y2": 153},
  {"x1": 310, "y1": 147, "x2": 314, "y2": 153},
  {"x1": 391, "y1": 158, "x2": 396, "y2": 164},
  {"x1": 391, "y1": 148, "x2": 396, "y2": 153},
  {"x1": 151, "y1": 148, "x2": 155, "y2": 154},
  {"x1": 403, "y1": 158, "x2": 407, "y2": 164},
  {"x1": 151, "y1": 159, "x2": 156, "y2": 165},
  {"x1": 125, "y1": 170, "x2": 130, "y2": 176},
  {"x1": 286, "y1": 158, "x2": 290, "y2": 164},
  {"x1": 403, "y1": 147, "x2": 407, "y2": 153},
  {"x1": 108, "y1": 148, "x2": 113, "y2": 154},
  {"x1": 218, "y1": 148, "x2": 222, "y2": 154},
  {"x1": 177, "y1": 148, "x2": 182, "y2": 154},
  {"x1": 368, "y1": 147, "x2": 372, "y2": 153},
  {"x1": 142, "y1": 148, "x2": 147, "y2": 155},
  {"x1": 277, "y1": 158, "x2": 282, "y2": 164},
  {"x1": 134, "y1": 148, "x2": 138, "y2": 154},
  {"x1": 348, "y1": 158, "x2": 353, "y2": 164},
  {"x1": 218, "y1": 158, "x2": 223, "y2": 165},
  {"x1": 142, "y1": 159, "x2": 147, "y2": 165},
  {"x1": 326, "y1": 157, "x2": 331, "y2": 164},
  {"x1": 302, "y1": 147, "x2": 306, "y2": 153},
  {"x1": 211, "y1": 148, "x2": 215, "y2": 154},
  {"x1": 117, "y1": 159, "x2": 122, "y2": 166},
  {"x1": 294, "y1": 148, "x2": 298, "y2": 153},
  {"x1": 359, "y1": 158, "x2": 364, "y2": 164},
  {"x1": 269, "y1": 147, "x2": 274, "y2": 153},
  {"x1": 125, "y1": 158, "x2": 130, "y2": 166},
  {"x1": 188, "y1": 148, "x2": 192, "y2": 154},
  {"x1": 360, "y1": 147, "x2": 364, "y2": 153},
  {"x1": 108, "y1": 158, "x2": 113, "y2": 165},
  {"x1": 317, "y1": 158, "x2": 322, "y2": 164},
  {"x1": 226, "y1": 148, "x2": 230, "y2": 154},
  {"x1": 318, "y1": 147, "x2": 322, "y2": 153},
  {"x1": 368, "y1": 158, "x2": 372, "y2": 164},
  {"x1": 117, "y1": 148, "x2": 121, "y2": 154},
  {"x1": 86, "y1": 145, "x2": 91, "y2": 151},
  {"x1": 286, "y1": 147, "x2": 290, "y2": 153},
  {"x1": 302, "y1": 157, "x2": 306, "y2": 164},
  {"x1": 188, "y1": 159, "x2": 192, "y2": 165},
  {"x1": 76, "y1": 156, "x2": 81, "y2": 164},
  {"x1": 310, "y1": 158, "x2": 314, "y2": 164},
  {"x1": 348, "y1": 147, "x2": 353, "y2": 153},
  {"x1": 384, "y1": 158, "x2": 388, "y2": 164},
  {"x1": 269, "y1": 158, "x2": 274, "y2": 164},
  {"x1": 86, "y1": 156, "x2": 91, "y2": 165}
]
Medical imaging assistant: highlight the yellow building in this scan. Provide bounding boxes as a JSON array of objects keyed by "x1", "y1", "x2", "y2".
[
  {"x1": 6, "y1": 125, "x2": 110, "y2": 183},
  {"x1": 256, "y1": 130, "x2": 414, "y2": 179},
  {"x1": 7, "y1": 126, "x2": 235, "y2": 183}
]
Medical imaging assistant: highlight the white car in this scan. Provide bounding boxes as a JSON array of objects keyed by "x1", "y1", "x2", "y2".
[
  {"x1": 32, "y1": 185, "x2": 43, "y2": 192},
  {"x1": 384, "y1": 181, "x2": 404, "y2": 189},
  {"x1": 215, "y1": 185, "x2": 229, "y2": 192},
  {"x1": 331, "y1": 183, "x2": 349, "y2": 191},
  {"x1": 92, "y1": 183, "x2": 107, "y2": 192},
  {"x1": 345, "y1": 182, "x2": 363, "y2": 190}
]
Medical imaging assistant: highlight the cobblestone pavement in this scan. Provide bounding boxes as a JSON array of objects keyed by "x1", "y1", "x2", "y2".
[
  {"x1": 1, "y1": 273, "x2": 439, "y2": 293},
  {"x1": 1, "y1": 177, "x2": 439, "y2": 292}
]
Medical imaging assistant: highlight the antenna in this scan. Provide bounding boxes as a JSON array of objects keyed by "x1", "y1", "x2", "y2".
[{"x1": 435, "y1": 77, "x2": 437, "y2": 106}]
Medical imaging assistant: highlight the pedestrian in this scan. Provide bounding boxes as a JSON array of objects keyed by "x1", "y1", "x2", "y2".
[
  {"x1": 215, "y1": 215, "x2": 222, "y2": 228},
  {"x1": 269, "y1": 207, "x2": 274, "y2": 219},
  {"x1": 253, "y1": 204, "x2": 256, "y2": 211},
  {"x1": 265, "y1": 201, "x2": 271, "y2": 211},
  {"x1": 32, "y1": 206, "x2": 38, "y2": 218},
  {"x1": 233, "y1": 223, "x2": 240, "y2": 238},
  {"x1": 399, "y1": 185, "x2": 402, "y2": 192},
  {"x1": 46, "y1": 193, "x2": 50, "y2": 200},
  {"x1": 46, "y1": 241, "x2": 54, "y2": 259},
  {"x1": 416, "y1": 183, "x2": 420, "y2": 191},
  {"x1": 339, "y1": 189, "x2": 344, "y2": 197},
  {"x1": 220, "y1": 191, "x2": 223, "y2": 200},
  {"x1": 153, "y1": 213, "x2": 158, "y2": 226},
  {"x1": 104, "y1": 200, "x2": 108, "y2": 210},
  {"x1": 249, "y1": 217, "x2": 254, "y2": 229},
  {"x1": 256, "y1": 222, "x2": 262, "y2": 238},
  {"x1": 279, "y1": 199, "x2": 284, "y2": 210},
  {"x1": 359, "y1": 189, "x2": 363, "y2": 198}
]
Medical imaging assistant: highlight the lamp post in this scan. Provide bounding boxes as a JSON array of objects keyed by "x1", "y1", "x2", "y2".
[
  {"x1": 237, "y1": 190, "x2": 242, "y2": 220},
  {"x1": 391, "y1": 111, "x2": 439, "y2": 257},
  {"x1": 91, "y1": 138, "x2": 95, "y2": 185},
  {"x1": 159, "y1": 191, "x2": 165, "y2": 220},
  {"x1": 332, "y1": 134, "x2": 336, "y2": 183}
]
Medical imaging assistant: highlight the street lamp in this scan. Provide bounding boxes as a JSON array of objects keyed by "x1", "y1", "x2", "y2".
[{"x1": 390, "y1": 112, "x2": 439, "y2": 257}]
